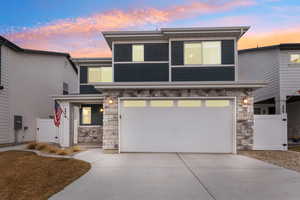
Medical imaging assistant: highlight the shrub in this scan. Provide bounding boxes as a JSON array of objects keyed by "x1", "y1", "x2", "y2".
[
  {"x1": 71, "y1": 146, "x2": 82, "y2": 152},
  {"x1": 35, "y1": 143, "x2": 48, "y2": 150},
  {"x1": 26, "y1": 142, "x2": 38, "y2": 150},
  {"x1": 56, "y1": 149, "x2": 70, "y2": 155}
]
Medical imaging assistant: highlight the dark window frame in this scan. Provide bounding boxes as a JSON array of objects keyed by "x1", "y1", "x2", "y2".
[{"x1": 79, "y1": 104, "x2": 103, "y2": 126}]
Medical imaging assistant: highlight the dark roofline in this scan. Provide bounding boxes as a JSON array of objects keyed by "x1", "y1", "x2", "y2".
[
  {"x1": 0, "y1": 35, "x2": 77, "y2": 73},
  {"x1": 239, "y1": 43, "x2": 300, "y2": 54}
]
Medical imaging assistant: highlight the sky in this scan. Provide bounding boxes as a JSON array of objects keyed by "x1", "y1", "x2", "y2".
[{"x1": 0, "y1": 0, "x2": 299, "y2": 57}]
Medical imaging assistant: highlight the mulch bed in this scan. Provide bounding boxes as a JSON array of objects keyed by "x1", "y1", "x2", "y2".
[
  {"x1": 0, "y1": 150, "x2": 91, "y2": 200},
  {"x1": 239, "y1": 150, "x2": 300, "y2": 173}
]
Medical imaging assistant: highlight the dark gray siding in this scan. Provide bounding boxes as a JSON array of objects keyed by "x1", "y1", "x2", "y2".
[
  {"x1": 80, "y1": 104, "x2": 103, "y2": 125},
  {"x1": 221, "y1": 40, "x2": 235, "y2": 64},
  {"x1": 171, "y1": 41, "x2": 184, "y2": 65},
  {"x1": 80, "y1": 66, "x2": 88, "y2": 83},
  {"x1": 114, "y1": 63, "x2": 169, "y2": 82},
  {"x1": 172, "y1": 67, "x2": 235, "y2": 81},
  {"x1": 144, "y1": 43, "x2": 168, "y2": 61},
  {"x1": 114, "y1": 43, "x2": 169, "y2": 62},
  {"x1": 80, "y1": 85, "x2": 101, "y2": 94},
  {"x1": 114, "y1": 44, "x2": 132, "y2": 62}
]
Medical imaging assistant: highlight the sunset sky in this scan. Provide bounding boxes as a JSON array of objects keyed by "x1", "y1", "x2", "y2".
[{"x1": 1, "y1": 0, "x2": 299, "y2": 57}]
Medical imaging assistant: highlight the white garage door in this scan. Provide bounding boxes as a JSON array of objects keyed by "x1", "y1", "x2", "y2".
[{"x1": 120, "y1": 98, "x2": 234, "y2": 153}]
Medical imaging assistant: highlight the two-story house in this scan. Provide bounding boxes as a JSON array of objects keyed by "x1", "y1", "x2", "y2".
[
  {"x1": 53, "y1": 26, "x2": 266, "y2": 153},
  {"x1": 0, "y1": 36, "x2": 78, "y2": 145},
  {"x1": 239, "y1": 44, "x2": 300, "y2": 143}
]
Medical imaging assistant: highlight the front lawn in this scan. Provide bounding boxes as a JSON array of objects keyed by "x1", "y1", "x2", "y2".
[
  {"x1": 0, "y1": 150, "x2": 91, "y2": 200},
  {"x1": 240, "y1": 150, "x2": 300, "y2": 173}
]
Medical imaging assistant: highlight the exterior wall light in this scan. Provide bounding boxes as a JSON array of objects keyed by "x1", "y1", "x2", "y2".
[
  {"x1": 100, "y1": 108, "x2": 104, "y2": 112},
  {"x1": 242, "y1": 97, "x2": 249, "y2": 105},
  {"x1": 108, "y1": 99, "x2": 113, "y2": 104}
]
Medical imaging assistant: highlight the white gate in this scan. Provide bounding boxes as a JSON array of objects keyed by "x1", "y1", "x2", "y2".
[
  {"x1": 36, "y1": 119, "x2": 59, "y2": 143},
  {"x1": 254, "y1": 115, "x2": 287, "y2": 150}
]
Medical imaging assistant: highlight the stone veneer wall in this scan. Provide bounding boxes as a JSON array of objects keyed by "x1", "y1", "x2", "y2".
[
  {"x1": 102, "y1": 88, "x2": 254, "y2": 151},
  {"x1": 78, "y1": 126, "x2": 103, "y2": 145}
]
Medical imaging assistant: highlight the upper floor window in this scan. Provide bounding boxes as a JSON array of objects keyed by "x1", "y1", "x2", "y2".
[
  {"x1": 184, "y1": 41, "x2": 221, "y2": 65},
  {"x1": 63, "y1": 82, "x2": 69, "y2": 95},
  {"x1": 88, "y1": 67, "x2": 112, "y2": 83},
  {"x1": 132, "y1": 44, "x2": 144, "y2": 62},
  {"x1": 290, "y1": 54, "x2": 300, "y2": 64}
]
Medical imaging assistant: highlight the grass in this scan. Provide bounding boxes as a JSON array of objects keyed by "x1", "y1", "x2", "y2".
[
  {"x1": 26, "y1": 142, "x2": 83, "y2": 155},
  {"x1": 0, "y1": 150, "x2": 91, "y2": 200}
]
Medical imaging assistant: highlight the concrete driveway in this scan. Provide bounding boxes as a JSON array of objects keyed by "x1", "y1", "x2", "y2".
[{"x1": 50, "y1": 149, "x2": 300, "y2": 200}]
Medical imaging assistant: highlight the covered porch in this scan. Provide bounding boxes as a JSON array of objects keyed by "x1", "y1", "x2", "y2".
[{"x1": 52, "y1": 94, "x2": 104, "y2": 148}]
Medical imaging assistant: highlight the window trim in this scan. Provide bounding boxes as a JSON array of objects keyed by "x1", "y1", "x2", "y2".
[
  {"x1": 183, "y1": 41, "x2": 221, "y2": 66},
  {"x1": 87, "y1": 66, "x2": 113, "y2": 83}
]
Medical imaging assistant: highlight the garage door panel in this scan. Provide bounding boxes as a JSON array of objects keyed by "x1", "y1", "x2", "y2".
[{"x1": 120, "y1": 99, "x2": 234, "y2": 153}]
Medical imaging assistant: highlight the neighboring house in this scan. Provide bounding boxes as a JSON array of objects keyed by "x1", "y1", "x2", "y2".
[
  {"x1": 239, "y1": 44, "x2": 300, "y2": 141},
  {"x1": 53, "y1": 26, "x2": 266, "y2": 153},
  {"x1": 0, "y1": 36, "x2": 78, "y2": 145}
]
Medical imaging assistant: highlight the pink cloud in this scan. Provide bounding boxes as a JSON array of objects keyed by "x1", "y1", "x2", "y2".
[{"x1": 4, "y1": 0, "x2": 255, "y2": 57}]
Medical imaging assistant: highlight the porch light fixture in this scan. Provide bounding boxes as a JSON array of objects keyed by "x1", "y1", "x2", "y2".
[
  {"x1": 100, "y1": 108, "x2": 104, "y2": 112},
  {"x1": 108, "y1": 99, "x2": 113, "y2": 104},
  {"x1": 242, "y1": 97, "x2": 249, "y2": 105}
]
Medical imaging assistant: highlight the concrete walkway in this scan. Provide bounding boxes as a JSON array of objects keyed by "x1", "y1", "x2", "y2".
[{"x1": 48, "y1": 149, "x2": 300, "y2": 200}]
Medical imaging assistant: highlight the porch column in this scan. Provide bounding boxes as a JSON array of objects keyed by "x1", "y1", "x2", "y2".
[{"x1": 103, "y1": 96, "x2": 119, "y2": 153}]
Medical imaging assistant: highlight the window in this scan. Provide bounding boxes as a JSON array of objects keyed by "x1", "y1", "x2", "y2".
[
  {"x1": 290, "y1": 54, "x2": 300, "y2": 63},
  {"x1": 132, "y1": 44, "x2": 144, "y2": 62},
  {"x1": 123, "y1": 100, "x2": 146, "y2": 107},
  {"x1": 88, "y1": 67, "x2": 112, "y2": 83},
  {"x1": 184, "y1": 43, "x2": 202, "y2": 64},
  {"x1": 150, "y1": 100, "x2": 173, "y2": 107},
  {"x1": 81, "y1": 107, "x2": 91, "y2": 124},
  {"x1": 63, "y1": 82, "x2": 69, "y2": 95},
  {"x1": 177, "y1": 100, "x2": 202, "y2": 107},
  {"x1": 184, "y1": 41, "x2": 221, "y2": 65},
  {"x1": 205, "y1": 100, "x2": 230, "y2": 107}
]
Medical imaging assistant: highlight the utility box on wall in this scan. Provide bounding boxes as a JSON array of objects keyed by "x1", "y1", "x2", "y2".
[{"x1": 14, "y1": 115, "x2": 23, "y2": 130}]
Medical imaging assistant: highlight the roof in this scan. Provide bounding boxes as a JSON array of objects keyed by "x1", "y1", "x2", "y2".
[
  {"x1": 0, "y1": 35, "x2": 77, "y2": 73},
  {"x1": 102, "y1": 26, "x2": 250, "y2": 49},
  {"x1": 239, "y1": 43, "x2": 300, "y2": 54},
  {"x1": 93, "y1": 81, "x2": 267, "y2": 90}
]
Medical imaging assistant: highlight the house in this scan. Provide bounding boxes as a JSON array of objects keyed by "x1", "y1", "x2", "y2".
[
  {"x1": 239, "y1": 44, "x2": 300, "y2": 143},
  {"x1": 53, "y1": 26, "x2": 266, "y2": 153},
  {"x1": 0, "y1": 36, "x2": 78, "y2": 145}
]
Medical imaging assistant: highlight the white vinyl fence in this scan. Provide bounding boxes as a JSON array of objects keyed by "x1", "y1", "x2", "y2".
[
  {"x1": 254, "y1": 115, "x2": 287, "y2": 150},
  {"x1": 36, "y1": 119, "x2": 59, "y2": 143}
]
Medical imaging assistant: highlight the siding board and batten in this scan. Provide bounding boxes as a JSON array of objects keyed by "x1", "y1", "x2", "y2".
[
  {"x1": 0, "y1": 45, "x2": 10, "y2": 143},
  {"x1": 238, "y1": 49, "x2": 280, "y2": 103}
]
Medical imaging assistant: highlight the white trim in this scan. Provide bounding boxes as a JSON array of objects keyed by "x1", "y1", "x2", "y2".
[
  {"x1": 112, "y1": 41, "x2": 115, "y2": 82},
  {"x1": 118, "y1": 96, "x2": 237, "y2": 154},
  {"x1": 234, "y1": 38, "x2": 238, "y2": 81},
  {"x1": 113, "y1": 40, "x2": 168, "y2": 44},
  {"x1": 114, "y1": 61, "x2": 169, "y2": 64},
  {"x1": 168, "y1": 39, "x2": 172, "y2": 82},
  {"x1": 94, "y1": 81, "x2": 267, "y2": 89},
  {"x1": 169, "y1": 37, "x2": 236, "y2": 41},
  {"x1": 171, "y1": 64, "x2": 234, "y2": 68}
]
